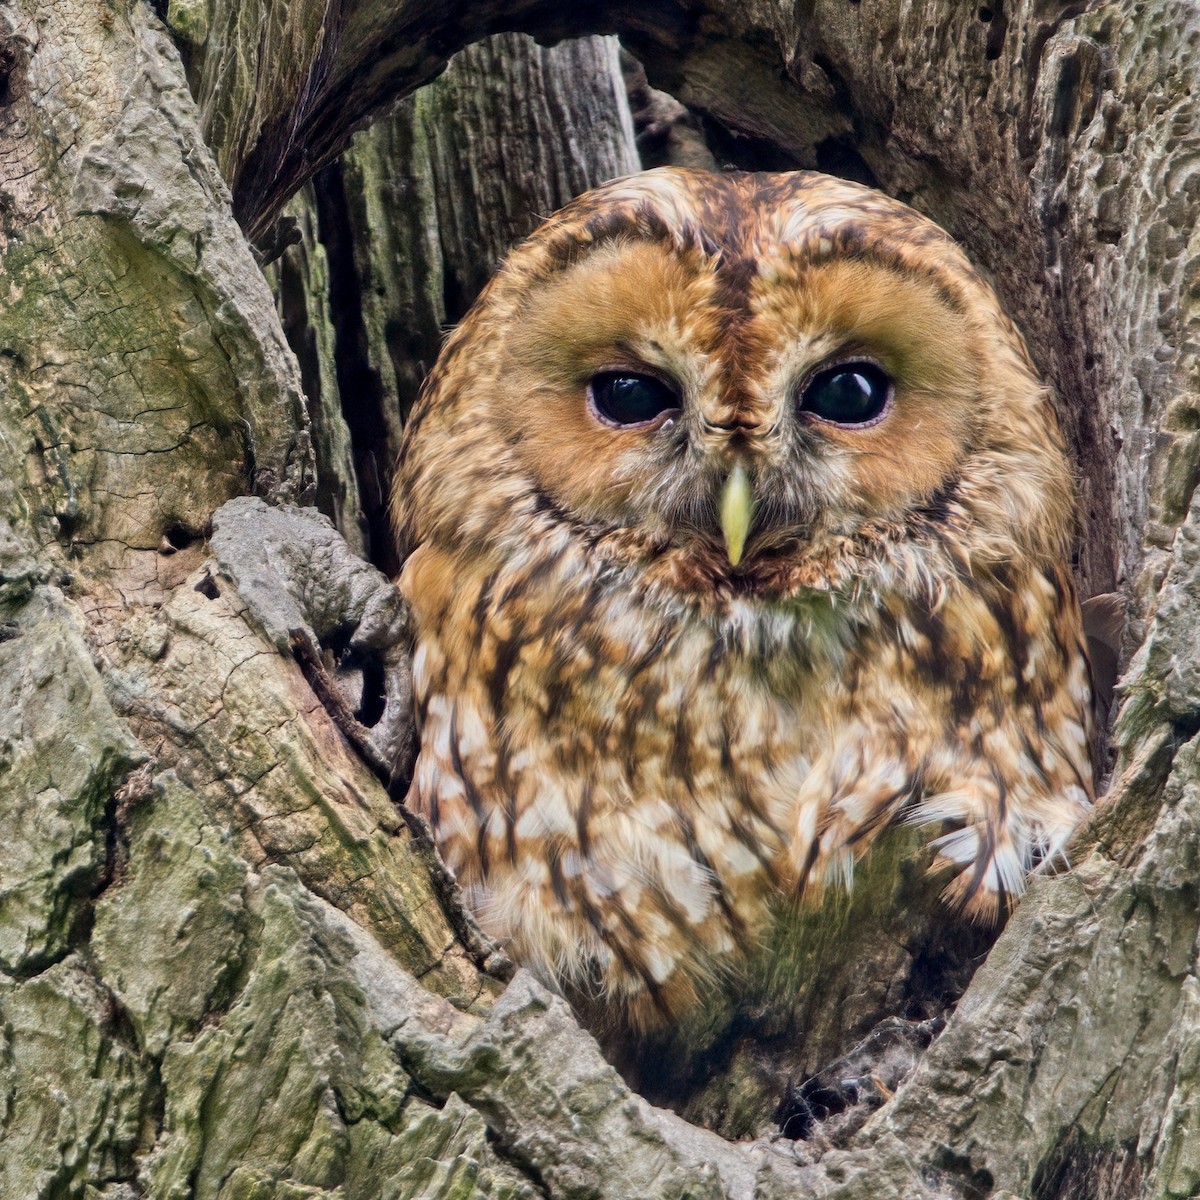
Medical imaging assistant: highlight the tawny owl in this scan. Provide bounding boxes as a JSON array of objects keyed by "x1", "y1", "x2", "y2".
[{"x1": 393, "y1": 168, "x2": 1094, "y2": 1040}]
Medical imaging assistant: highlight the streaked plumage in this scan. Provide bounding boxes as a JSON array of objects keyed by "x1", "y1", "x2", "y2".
[{"x1": 393, "y1": 168, "x2": 1094, "y2": 1037}]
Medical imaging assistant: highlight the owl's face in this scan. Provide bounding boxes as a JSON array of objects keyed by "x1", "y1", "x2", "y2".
[{"x1": 401, "y1": 170, "x2": 1071, "y2": 601}]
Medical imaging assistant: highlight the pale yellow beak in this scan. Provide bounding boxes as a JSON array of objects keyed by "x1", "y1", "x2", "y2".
[{"x1": 720, "y1": 463, "x2": 754, "y2": 567}]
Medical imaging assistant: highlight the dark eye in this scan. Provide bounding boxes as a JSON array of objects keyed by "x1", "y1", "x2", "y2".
[
  {"x1": 588, "y1": 372, "x2": 680, "y2": 428},
  {"x1": 798, "y1": 361, "x2": 892, "y2": 425}
]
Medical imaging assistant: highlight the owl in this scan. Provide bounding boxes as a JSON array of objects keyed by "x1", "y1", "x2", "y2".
[{"x1": 392, "y1": 168, "x2": 1094, "y2": 1042}]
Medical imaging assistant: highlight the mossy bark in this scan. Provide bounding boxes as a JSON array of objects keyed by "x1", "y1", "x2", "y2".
[{"x1": 2, "y1": 1, "x2": 1200, "y2": 1197}]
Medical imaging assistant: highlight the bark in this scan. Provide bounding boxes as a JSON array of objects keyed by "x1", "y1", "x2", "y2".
[
  {"x1": 1, "y1": 2, "x2": 1199, "y2": 1199},
  {"x1": 265, "y1": 31, "x2": 638, "y2": 571}
]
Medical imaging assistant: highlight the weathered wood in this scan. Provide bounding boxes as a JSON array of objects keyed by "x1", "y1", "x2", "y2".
[{"x1": 268, "y1": 32, "x2": 637, "y2": 570}]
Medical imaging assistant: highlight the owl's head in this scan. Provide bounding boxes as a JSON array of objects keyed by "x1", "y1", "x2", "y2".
[{"x1": 398, "y1": 169, "x2": 1074, "y2": 603}]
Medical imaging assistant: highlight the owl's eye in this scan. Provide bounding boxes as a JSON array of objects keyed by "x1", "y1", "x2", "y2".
[
  {"x1": 588, "y1": 372, "x2": 680, "y2": 428},
  {"x1": 798, "y1": 362, "x2": 892, "y2": 425}
]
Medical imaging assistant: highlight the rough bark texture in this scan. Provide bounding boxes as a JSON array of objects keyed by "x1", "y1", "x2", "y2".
[
  {"x1": 2, "y1": 0, "x2": 1200, "y2": 1198},
  {"x1": 266, "y1": 31, "x2": 637, "y2": 572}
]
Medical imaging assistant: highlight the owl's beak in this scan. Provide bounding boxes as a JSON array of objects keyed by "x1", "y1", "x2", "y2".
[{"x1": 720, "y1": 463, "x2": 754, "y2": 567}]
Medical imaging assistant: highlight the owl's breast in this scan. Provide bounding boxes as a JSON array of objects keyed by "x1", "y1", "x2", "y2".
[{"x1": 402, "y1": 539, "x2": 862, "y2": 1018}]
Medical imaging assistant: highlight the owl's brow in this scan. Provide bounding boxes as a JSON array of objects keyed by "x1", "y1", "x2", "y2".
[
  {"x1": 536, "y1": 201, "x2": 720, "y2": 276},
  {"x1": 790, "y1": 220, "x2": 972, "y2": 317},
  {"x1": 537, "y1": 200, "x2": 768, "y2": 342},
  {"x1": 540, "y1": 199, "x2": 974, "y2": 324}
]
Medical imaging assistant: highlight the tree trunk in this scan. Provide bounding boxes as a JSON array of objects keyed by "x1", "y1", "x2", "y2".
[
  {"x1": 265, "y1": 31, "x2": 638, "y2": 572},
  {"x1": 1, "y1": 2, "x2": 1198, "y2": 1198}
]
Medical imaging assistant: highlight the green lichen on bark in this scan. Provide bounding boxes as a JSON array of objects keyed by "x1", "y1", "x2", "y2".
[
  {"x1": 0, "y1": 583, "x2": 142, "y2": 973},
  {"x1": 0, "y1": 959, "x2": 151, "y2": 1196},
  {"x1": 90, "y1": 795, "x2": 532, "y2": 1199}
]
